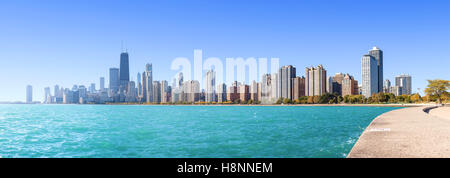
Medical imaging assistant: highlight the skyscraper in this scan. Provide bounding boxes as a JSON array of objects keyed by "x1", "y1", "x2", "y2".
[
  {"x1": 54, "y1": 85, "x2": 60, "y2": 97},
  {"x1": 100, "y1": 77, "x2": 105, "y2": 91},
  {"x1": 125, "y1": 81, "x2": 137, "y2": 103},
  {"x1": 279, "y1": 65, "x2": 296, "y2": 100},
  {"x1": 342, "y1": 74, "x2": 359, "y2": 96},
  {"x1": 395, "y1": 74, "x2": 412, "y2": 95},
  {"x1": 184, "y1": 80, "x2": 200, "y2": 103},
  {"x1": 292, "y1": 76, "x2": 306, "y2": 100},
  {"x1": 26, "y1": 85, "x2": 32, "y2": 103},
  {"x1": 271, "y1": 73, "x2": 279, "y2": 100},
  {"x1": 161, "y1": 80, "x2": 169, "y2": 103},
  {"x1": 177, "y1": 72, "x2": 184, "y2": 88},
  {"x1": 44, "y1": 87, "x2": 51, "y2": 103},
  {"x1": 217, "y1": 83, "x2": 227, "y2": 103},
  {"x1": 330, "y1": 73, "x2": 345, "y2": 95},
  {"x1": 137, "y1": 73, "x2": 142, "y2": 99},
  {"x1": 119, "y1": 52, "x2": 130, "y2": 90},
  {"x1": 250, "y1": 80, "x2": 259, "y2": 101},
  {"x1": 326, "y1": 76, "x2": 333, "y2": 94},
  {"x1": 152, "y1": 81, "x2": 161, "y2": 104},
  {"x1": 54, "y1": 85, "x2": 63, "y2": 103},
  {"x1": 391, "y1": 86, "x2": 402, "y2": 96},
  {"x1": 109, "y1": 68, "x2": 120, "y2": 93},
  {"x1": 205, "y1": 70, "x2": 216, "y2": 102},
  {"x1": 89, "y1": 83, "x2": 96, "y2": 93},
  {"x1": 369, "y1": 47, "x2": 383, "y2": 92},
  {"x1": 227, "y1": 81, "x2": 240, "y2": 102},
  {"x1": 142, "y1": 63, "x2": 153, "y2": 103},
  {"x1": 305, "y1": 65, "x2": 327, "y2": 96},
  {"x1": 78, "y1": 85, "x2": 87, "y2": 100},
  {"x1": 260, "y1": 74, "x2": 272, "y2": 101},
  {"x1": 361, "y1": 55, "x2": 379, "y2": 97},
  {"x1": 384, "y1": 79, "x2": 391, "y2": 93},
  {"x1": 239, "y1": 84, "x2": 250, "y2": 102}
]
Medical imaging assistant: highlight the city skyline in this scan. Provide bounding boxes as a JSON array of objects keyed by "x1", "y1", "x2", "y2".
[
  {"x1": 8, "y1": 46, "x2": 424, "y2": 103},
  {"x1": 1, "y1": 0, "x2": 449, "y2": 101},
  {"x1": 22, "y1": 46, "x2": 415, "y2": 105}
]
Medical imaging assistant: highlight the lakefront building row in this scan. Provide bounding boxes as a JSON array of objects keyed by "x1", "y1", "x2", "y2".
[{"x1": 33, "y1": 47, "x2": 412, "y2": 104}]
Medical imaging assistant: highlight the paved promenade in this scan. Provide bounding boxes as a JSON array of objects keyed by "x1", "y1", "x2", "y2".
[{"x1": 348, "y1": 106, "x2": 450, "y2": 158}]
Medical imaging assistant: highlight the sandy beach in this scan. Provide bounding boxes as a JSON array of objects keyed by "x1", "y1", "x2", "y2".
[{"x1": 348, "y1": 106, "x2": 450, "y2": 158}]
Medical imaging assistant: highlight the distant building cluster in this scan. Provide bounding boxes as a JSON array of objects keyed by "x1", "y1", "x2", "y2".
[
  {"x1": 361, "y1": 47, "x2": 412, "y2": 97},
  {"x1": 29, "y1": 46, "x2": 412, "y2": 104},
  {"x1": 383, "y1": 74, "x2": 412, "y2": 96}
]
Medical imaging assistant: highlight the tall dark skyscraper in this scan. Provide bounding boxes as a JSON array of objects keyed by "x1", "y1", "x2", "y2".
[
  {"x1": 369, "y1": 47, "x2": 383, "y2": 92},
  {"x1": 279, "y1": 65, "x2": 296, "y2": 100},
  {"x1": 119, "y1": 52, "x2": 130, "y2": 90}
]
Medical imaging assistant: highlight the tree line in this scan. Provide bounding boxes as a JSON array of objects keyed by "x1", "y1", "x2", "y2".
[{"x1": 275, "y1": 79, "x2": 449, "y2": 104}]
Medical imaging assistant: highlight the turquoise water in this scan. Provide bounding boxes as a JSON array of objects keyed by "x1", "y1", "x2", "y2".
[{"x1": 0, "y1": 104, "x2": 400, "y2": 158}]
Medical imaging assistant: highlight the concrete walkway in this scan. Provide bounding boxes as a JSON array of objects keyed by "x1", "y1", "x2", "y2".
[
  {"x1": 430, "y1": 107, "x2": 450, "y2": 120},
  {"x1": 348, "y1": 106, "x2": 450, "y2": 158}
]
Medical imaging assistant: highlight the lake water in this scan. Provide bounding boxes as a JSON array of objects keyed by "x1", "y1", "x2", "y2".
[{"x1": 0, "y1": 104, "x2": 400, "y2": 158}]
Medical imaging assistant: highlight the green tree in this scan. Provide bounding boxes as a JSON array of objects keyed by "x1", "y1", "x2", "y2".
[
  {"x1": 343, "y1": 95, "x2": 350, "y2": 103},
  {"x1": 424, "y1": 79, "x2": 450, "y2": 104},
  {"x1": 307, "y1": 96, "x2": 314, "y2": 104},
  {"x1": 275, "y1": 98, "x2": 283, "y2": 104},
  {"x1": 233, "y1": 99, "x2": 241, "y2": 104},
  {"x1": 298, "y1": 96, "x2": 308, "y2": 104},
  {"x1": 319, "y1": 93, "x2": 331, "y2": 104},
  {"x1": 283, "y1": 98, "x2": 292, "y2": 104},
  {"x1": 313, "y1": 96, "x2": 320, "y2": 104},
  {"x1": 337, "y1": 96, "x2": 343, "y2": 104}
]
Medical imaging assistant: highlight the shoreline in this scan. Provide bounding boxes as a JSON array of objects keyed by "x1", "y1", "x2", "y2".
[
  {"x1": 1, "y1": 103, "x2": 441, "y2": 107},
  {"x1": 348, "y1": 106, "x2": 450, "y2": 158}
]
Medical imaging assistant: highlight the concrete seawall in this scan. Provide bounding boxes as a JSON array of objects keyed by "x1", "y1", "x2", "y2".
[{"x1": 348, "y1": 106, "x2": 450, "y2": 158}]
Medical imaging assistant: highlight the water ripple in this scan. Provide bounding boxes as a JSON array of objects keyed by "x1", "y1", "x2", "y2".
[{"x1": 0, "y1": 104, "x2": 400, "y2": 158}]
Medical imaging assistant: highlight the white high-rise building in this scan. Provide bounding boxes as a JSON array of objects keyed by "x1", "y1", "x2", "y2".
[
  {"x1": 384, "y1": 79, "x2": 391, "y2": 93},
  {"x1": 205, "y1": 70, "x2": 216, "y2": 102},
  {"x1": 305, "y1": 65, "x2": 327, "y2": 96},
  {"x1": 142, "y1": 63, "x2": 153, "y2": 103},
  {"x1": 271, "y1": 73, "x2": 279, "y2": 100},
  {"x1": 44, "y1": 87, "x2": 51, "y2": 103},
  {"x1": 126, "y1": 81, "x2": 137, "y2": 102},
  {"x1": 361, "y1": 55, "x2": 379, "y2": 97},
  {"x1": 184, "y1": 80, "x2": 200, "y2": 103},
  {"x1": 137, "y1": 73, "x2": 142, "y2": 99},
  {"x1": 216, "y1": 83, "x2": 227, "y2": 103},
  {"x1": 250, "y1": 80, "x2": 259, "y2": 101}
]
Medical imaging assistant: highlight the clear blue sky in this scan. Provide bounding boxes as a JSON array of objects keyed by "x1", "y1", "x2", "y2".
[{"x1": 1, "y1": 0, "x2": 449, "y2": 102}]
